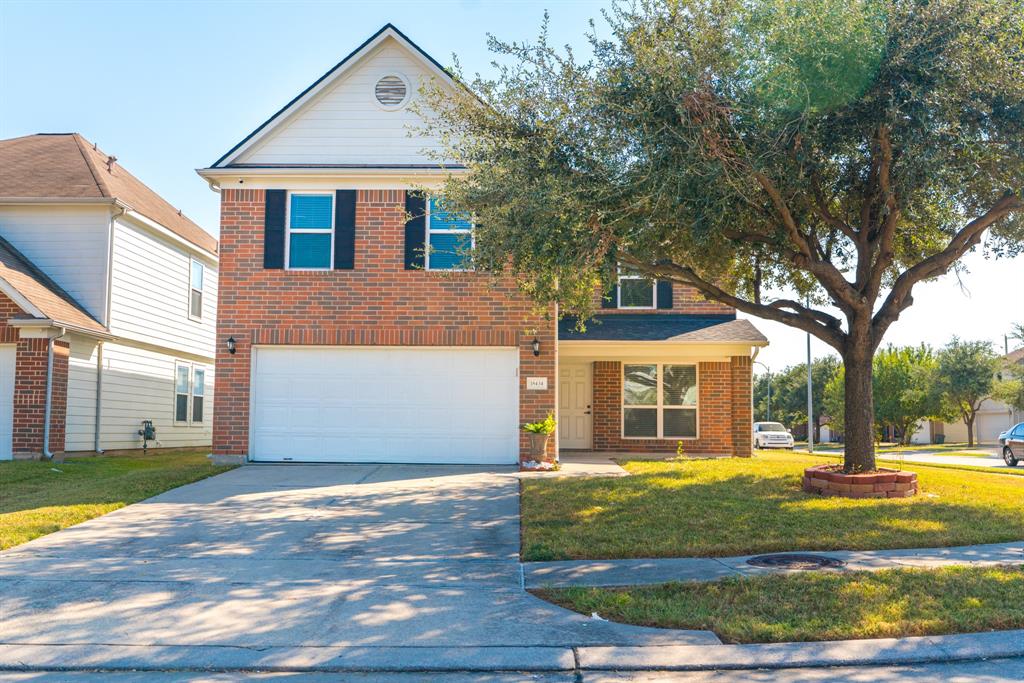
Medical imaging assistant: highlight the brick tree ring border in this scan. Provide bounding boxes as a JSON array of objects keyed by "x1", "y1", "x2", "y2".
[{"x1": 803, "y1": 464, "x2": 918, "y2": 499}]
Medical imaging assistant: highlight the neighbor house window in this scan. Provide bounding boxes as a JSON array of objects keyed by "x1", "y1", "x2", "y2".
[
  {"x1": 174, "y1": 363, "x2": 190, "y2": 423},
  {"x1": 287, "y1": 193, "x2": 334, "y2": 269},
  {"x1": 622, "y1": 364, "x2": 698, "y2": 438},
  {"x1": 426, "y1": 196, "x2": 473, "y2": 270},
  {"x1": 192, "y1": 367, "x2": 205, "y2": 423},
  {"x1": 618, "y1": 270, "x2": 656, "y2": 308},
  {"x1": 189, "y1": 259, "x2": 204, "y2": 320}
]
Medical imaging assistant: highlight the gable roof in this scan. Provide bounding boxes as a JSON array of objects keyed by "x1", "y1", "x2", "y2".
[
  {"x1": 0, "y1": 235, "x2": 107, "y2": 335},
  {"x1": 558, "y1": 314, "x2": 769, "y2": 345},
  {"x1": 0, "y1": 133, "x2": 218, "y2": 255},
  {"x1": 208, "y1": 23, "x2": 460, "y2": 169},
  {"x1": 1007, "y1": 347, "x2": 1024, "y2": 365}
]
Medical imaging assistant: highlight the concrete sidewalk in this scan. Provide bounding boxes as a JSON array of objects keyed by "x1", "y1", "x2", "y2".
[{"x1": 523, "y1": 541, "x2": 1024, "y2": 588}]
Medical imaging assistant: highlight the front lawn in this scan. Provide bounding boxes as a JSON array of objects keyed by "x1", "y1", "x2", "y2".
[
  {"x1": 536, "y1": 565, "x2": 1024, "y2": 643},
  {"x1": 0, "y1": 449, "x2": 232, "y2": 550},
  {"x1": 521, "y1": 451, "x2": 1024, "y2": 560}
]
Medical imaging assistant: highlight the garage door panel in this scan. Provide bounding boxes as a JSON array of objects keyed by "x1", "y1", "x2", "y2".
[{"x1": 251, "y1": 347, "x2": 519, "y2": 464}]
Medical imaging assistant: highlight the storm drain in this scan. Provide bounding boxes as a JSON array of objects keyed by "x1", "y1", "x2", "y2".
[{"x1": 746, "y1": 553, "x2": 846, "y2": 570}]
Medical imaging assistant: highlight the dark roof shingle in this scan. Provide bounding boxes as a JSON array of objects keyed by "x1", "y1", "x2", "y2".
[
  {"x1": 558, "y1": 314, "x2": 768, "y2": 344},
  {"x1": 0, "y1": 134, "x2": 217, "y2": 255}
]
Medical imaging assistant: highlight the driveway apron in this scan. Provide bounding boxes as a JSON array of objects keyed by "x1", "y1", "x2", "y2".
[{"x1": 0, "y1": 464, "x2": 716, "y2": 662}]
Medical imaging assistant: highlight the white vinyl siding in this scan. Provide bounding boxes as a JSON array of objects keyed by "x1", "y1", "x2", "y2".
[
  {"x1": 64, "y1": 338, "x2": 214, "y2": 451},
  {"x1": 108, "y1": 215, "x2": 217, "y2": 358},
  {"x1": 234, "y1": 38, "x2": 453, "y2": 166},
  {"x1": 0, "y1": 205, "x2": 111, "y2": 323}
]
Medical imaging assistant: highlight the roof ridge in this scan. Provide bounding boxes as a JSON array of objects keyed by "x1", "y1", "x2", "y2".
[
  {"x1": 0, "y1": 233, "x2": 105, "y2": 327},
  {"x1": 71, "y1": 133, "x2": 112, "y2": 198}
]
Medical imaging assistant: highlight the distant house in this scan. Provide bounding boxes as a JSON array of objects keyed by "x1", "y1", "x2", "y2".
[
  {"x1": 0, "y1": 133, "x2": 218, "y2": 458},
  {"x1": 912, "y1": 347, "x2": 1024, "y2": 445}
]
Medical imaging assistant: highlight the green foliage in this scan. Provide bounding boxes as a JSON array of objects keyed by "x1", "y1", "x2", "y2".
[
  {"x1": 522, "y1": 413, "x2": 557, "y2": 435},
  {"x1": 1010, "y1": 323, "x2": 1024, "y2": 347},
  {"x1": 935, "y1": 338, "x2": 1000, "y2": 444},
  {"x1": 753, "y1": 356, "x2": 840, "y2": 433}
]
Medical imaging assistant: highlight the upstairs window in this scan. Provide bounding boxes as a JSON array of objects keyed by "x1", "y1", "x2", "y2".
[
  {"x1": 287, "y1": 193, "x2": 334, "y2": 269},
  {"x1": 618, "y1": 270, "x2": 656, "y2": 309},
  {"x1": 426, "y1": 197, "x2": 473, "y2": 271},
  {"x1": 189, "y1": 259, "x2": 204, "y2": 320}
]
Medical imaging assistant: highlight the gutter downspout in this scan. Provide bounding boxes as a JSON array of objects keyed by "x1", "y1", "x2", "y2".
[
  {"x1": 42, "y1": 327, "x2": 67, "y2": 460},
  {"x1": 94, "y1": 341, "x2": 104, "y2": 453}
]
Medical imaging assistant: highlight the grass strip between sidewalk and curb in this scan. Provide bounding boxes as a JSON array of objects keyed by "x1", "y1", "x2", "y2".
[
  {"x1": 0, "y1": 449, "x2": 234, "y2": 550},
  {"x1": 536, "y1": 565, "x2": 1024, "y2": 644},
  {"x1": 521, "y1": 451, "x2": 1024, "y2": 560}
]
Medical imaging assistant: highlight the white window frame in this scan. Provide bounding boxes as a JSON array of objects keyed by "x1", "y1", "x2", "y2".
[
  {"x1": 173, "y1": 362, "x2": 208, "y2": 426},
  {"x1": 191, "y1": 366, "x2": 206, "y2": 425},
  {"x1": 617, "y1": 272, "x2": 656, "y2": 309},
  {"x1": 285, "y1": 191, "x2": 335, "y2": 271},
  {"x1": 173, "y1": 361, "x2": 192, "y2": 425},
  {"x1": 425, "y1": 197, "x2": 474, "y2": 272},
  {"x1": 621, "y1": 363, "x2": 699, "y2": 440},
  {"x1": 188, "y1": 258, "x2": 204, "y2": 322}
]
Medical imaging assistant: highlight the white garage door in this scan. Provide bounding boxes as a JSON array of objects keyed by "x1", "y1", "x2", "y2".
[
  {"x1": 250, "y1": 346, "x2": 519, "y2": 464},
  {"x1": 0, "y1": 345, "x2": 14, "y2": 460}
]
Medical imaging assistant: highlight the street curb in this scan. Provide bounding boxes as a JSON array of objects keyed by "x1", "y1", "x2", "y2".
[
  {"x1": 576, "y1": 629, "x2": 1024, "y2": 671},
  {"x1": 0, "y1": 643, "x2": 577, "y2": 673},
  {"x1": 2, "y1": 631, "x2": 1022, "y2": 673}
]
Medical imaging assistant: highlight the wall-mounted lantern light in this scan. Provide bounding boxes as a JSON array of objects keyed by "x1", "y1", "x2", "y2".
[
  {"x1": 531, "y1": 337, "x2": 541, "y2": 357},
  {"x1": 226, "y1": 337, "x2": 237, "y2": 355}
]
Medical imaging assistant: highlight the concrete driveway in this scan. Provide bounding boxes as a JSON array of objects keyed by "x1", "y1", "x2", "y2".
[{"x1": 0, "y1": 464, "x2": 715, "y2": 674}]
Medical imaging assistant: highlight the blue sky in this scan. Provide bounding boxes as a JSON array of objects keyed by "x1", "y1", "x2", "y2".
[{"x1": 1, "y1": 0, "x2": 1021, "y2": 368}]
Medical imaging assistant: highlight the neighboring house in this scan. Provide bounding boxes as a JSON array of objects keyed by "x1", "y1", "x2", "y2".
[
  {"x1": 911, "y1": 347, "x2": 1024, "y2": 445},
  {"x1": 198, "y1": 24, "x2": 767, "y2": 467},
  {"x1": 0, "y1": 133, "x2": 218, "y2": 458}
]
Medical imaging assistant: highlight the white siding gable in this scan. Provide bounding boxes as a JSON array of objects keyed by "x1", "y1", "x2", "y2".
[
  {"x1": 108, "y1": 215, "x2": 217, "y2": 359},
  {"x1": 235, "y1": 36, "x2": 456, "y2": 167},
  {"x1": 0, "y1": 205, "x2": 111, "y2": 323}
]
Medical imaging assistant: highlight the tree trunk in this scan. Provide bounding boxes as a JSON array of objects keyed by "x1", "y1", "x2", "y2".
[
  {"x1": 965, "y1": 412, "x2": 976, "y2": 447},
  {"x1": 842, "y1": 351, "x2": 876, "y2": 472}
]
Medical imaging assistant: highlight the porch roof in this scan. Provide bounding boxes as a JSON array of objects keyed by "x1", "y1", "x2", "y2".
[{"x1": 558, "y1": 314, "x2": 768, "y2": 345}]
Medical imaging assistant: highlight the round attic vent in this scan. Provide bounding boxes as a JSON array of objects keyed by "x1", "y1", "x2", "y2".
[{"x1": 374, "y1": 74, "x2": 409, "y2": 108}]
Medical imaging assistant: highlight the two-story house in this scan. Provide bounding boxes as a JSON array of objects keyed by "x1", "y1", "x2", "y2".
[
  {"x1": 0, "y1": 133, "x2": 218, "y2": 458},
  {"x1": 199, "y1": 24, "x2": 766, "y2": 468}
]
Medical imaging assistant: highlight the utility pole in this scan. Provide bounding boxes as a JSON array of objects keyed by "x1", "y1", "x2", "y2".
[{"x1": 807, "y1": 295, "x2": 814, "y2": 454}]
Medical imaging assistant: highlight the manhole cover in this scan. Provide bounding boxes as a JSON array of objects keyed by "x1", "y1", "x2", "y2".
[{"x1": 746, "y1": 553, "x2": 845, "y2": 570}]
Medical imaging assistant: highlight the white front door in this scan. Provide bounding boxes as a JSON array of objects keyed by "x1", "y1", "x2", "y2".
[
  {"x1": 250, "y1": 346, "x2": 519, "y2": 464},
  {"x1": 0, "y1": 345, "x2": 14, "y2": 459},
  {"x1": 558, "y1": 362, "x2": 592, "y2": 449}
]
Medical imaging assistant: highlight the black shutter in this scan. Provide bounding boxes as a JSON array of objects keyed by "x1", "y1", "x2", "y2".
[
  {"x1": 601, "y1": 284, "x2": 619, "y2": 309},
  {"x1": 404, "y1": 192, "x2": 426, "y2": 270},
  {"x1": 657, "y1": 280, "x2": 673, "y2": 309},
  {"x1": 263, "y1": 190, "x2": 286, "y2": 269},
  {"x1": 334, "y1": 190, "x2": 356, "y2": 270}
]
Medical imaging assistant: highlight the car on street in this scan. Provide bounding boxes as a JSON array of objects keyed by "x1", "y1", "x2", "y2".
[
  {"x1": 998, "y1": 422, "x2": 1024, "y2": 466},
  {"x1": 753, "y1": 421, "x2": 795, "y2": 449}
]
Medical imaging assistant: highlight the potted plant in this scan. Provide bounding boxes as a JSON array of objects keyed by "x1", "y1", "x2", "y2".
[{"x1": 522, "y1": 413, "x2": 556, "y2": 459}]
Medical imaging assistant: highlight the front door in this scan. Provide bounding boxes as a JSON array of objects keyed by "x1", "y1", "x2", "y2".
[{"x1": 559, "y1": 362, "x2": 592, "y2": 449}]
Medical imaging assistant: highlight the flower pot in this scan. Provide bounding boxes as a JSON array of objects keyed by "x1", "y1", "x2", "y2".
[{"x1": 526, "y1": 432, "x2": 551, "y2": 459}]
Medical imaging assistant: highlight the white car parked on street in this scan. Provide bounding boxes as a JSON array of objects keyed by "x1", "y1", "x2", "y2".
[{"x1": 753, "y1": 422, "x2": 795, "y2": 449}]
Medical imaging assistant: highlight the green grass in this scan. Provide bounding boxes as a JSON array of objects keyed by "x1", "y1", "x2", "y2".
[
  {"x1": 521, "y1": 451, "x2": 1024, "y2": 560},
  {"x1": 536, "y1": 565, "x2": 1024, "y2": 643},
  {"x1": 0, "y1": 449, "x2": 233, "y2": 550}
]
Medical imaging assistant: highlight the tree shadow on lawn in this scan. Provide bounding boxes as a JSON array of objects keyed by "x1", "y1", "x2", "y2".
[{"x1": 521, "y1": 468, "x2": 1024, "y2": 561}]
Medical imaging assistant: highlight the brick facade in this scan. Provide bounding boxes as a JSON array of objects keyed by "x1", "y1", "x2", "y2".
[
  {"x1": 214, "y1": 188, "x2": 556, "y2": 465},
  {"x1": 0, "y1": 292, "x2": 69, "y2": 457},
  {"x1": 591, "y1": 357, "x2": 753, "y2": 457}
]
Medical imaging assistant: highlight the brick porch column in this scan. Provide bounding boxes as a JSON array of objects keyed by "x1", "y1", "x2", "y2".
[
  {"x1": 13, "y1": 338, "x2": 69, "y2": 457},
  {"x1": 730, "y1": 355, "x2": 753, "y2": 457}
]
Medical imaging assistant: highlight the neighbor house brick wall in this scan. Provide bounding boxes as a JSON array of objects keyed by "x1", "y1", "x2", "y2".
[
  {"x1": 591, "y1": 358, "x2": 751, "y2": 456},
  {"x1": 0, "y1": 291, "x2": 70, "y2": 457},
  {"x1": 214, "y1": 188, "x2": 557, "y2": 464}
]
